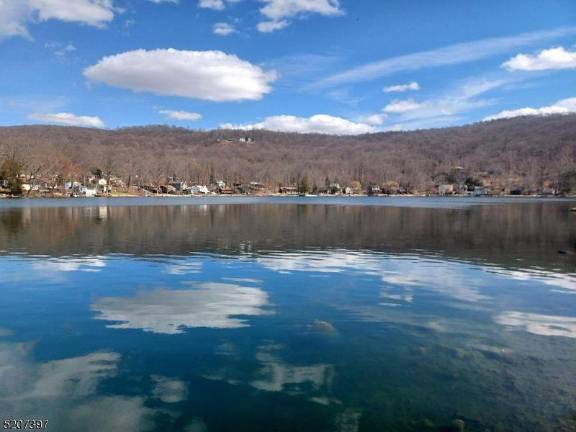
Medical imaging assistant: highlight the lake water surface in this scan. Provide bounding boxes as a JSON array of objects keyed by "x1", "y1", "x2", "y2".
[{"x1": 1, "y1": 197, "x2": 576, "y2": 431}]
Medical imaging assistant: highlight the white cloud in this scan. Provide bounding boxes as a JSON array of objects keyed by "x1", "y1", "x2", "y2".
[
  {"x1": 91, "y1": 282, "x2": 271, "y2": 334},
  {"x1": 496, "y1": 311, "x2": 576, "y2": 338},
  {"x1": 257, "y1": 19, "x2": 288, "y2": 33},
  {"x1": 310, "y1": 27, "x2": 576, "y2": 89},
  {"x1": 484, "y1": 97, "x2": 576, "y2": 121},
  {"x1": 0, "y1": 0, "x2": 116, "y2": 39},
  {"x1": 31, "y1": 257, "x2": 107, "y2": 273},
  {"x1": 0, "y1": 342, "x2": 154, "y2": 432},
  {"x1": 250, "y1": 347, "x2": 333, "y2": 393},
  {"x1": 84, "y1": 49, "x2": 277, "y2": 102},
  {"x1": 164, "y1": 261, "x2": 203, "y2": 275},
  {"x1": 197, "y1": 0, "x2": 240, "y2": 10},
  {"x1": 151, "y1": 376, "x2": 188, "y2": 403},
  {"x1": 358, "y1": 113, "x2": 387, "y2": 126},
  {"x1": 29, "y1": 112, "x2": 105, "y2": 128},
  {"x1": 257, "y1": 251, "x2": 486, "y2": 303},
  {"x1": 29, "y1": 0, "x2": 116, "y2": 27},
  {"x1": 503, "y1": 46, "x2": 576, "y2": 71},
  {"x1": 221, "y1": 114, "x2": 376, "y2": 135},
  {"x1": 257, "y1": 0, "x2": 343, "y2": 32},
  {"x1": 205, "y1": 344, "x2": 336, "y2": 403},
  {"x1": 374, "y1": 77, "x2": 508, "y2": 131},
  {"x1": 198, "y1": 0, "x2": 225, "y2": 10},
  {"x1": 213, "y1": 22, "x2": 235, "y2": 36},
  {"x1": 159, "y1": 110, "x2": 202, "y2": 121},
  {"x1": 383, "y1": 82, "x2": 420, "y2": 93},
  {"x1": 19, "y1": 351, "x2": 121, "y2": 399},
  {"x1": 489, "y1": 267, "x2": 576, "y2": 293},
  {"x1": 0, "y1": 1, "x2": 31, "y2": 38},
  {"x1": 45, "y1": 41, "x2": 76, "y2": 57},
  {"x1": 383, "y1": 99, "x2": 423, "y2": 113},
  {"x1": 259, "y1": 0, "x2": 342, "y2": 21}
]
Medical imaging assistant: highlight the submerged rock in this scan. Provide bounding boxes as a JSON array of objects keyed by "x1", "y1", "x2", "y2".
[
  {"x1": 309, "y1": 319, "x2": 338, "y2": 334},
  {"x1": 452, "y1": 419, "x2": 466, "y2": 432}
]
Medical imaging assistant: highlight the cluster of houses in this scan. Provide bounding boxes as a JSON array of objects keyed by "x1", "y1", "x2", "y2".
[
  {"x1": 139, "y1": 179, "x2": 267, "y2": 196},
  {"x1": 0, "y1": 173, "x2": 126, "y2": 198},
  {"x1": 0, "y1": 168, "x2": 561, "y2": 198}
]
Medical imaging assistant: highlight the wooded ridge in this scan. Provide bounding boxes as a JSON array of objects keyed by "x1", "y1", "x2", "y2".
[{"x1": 1, "y1": 114, "x2": 576, "y2": 195}]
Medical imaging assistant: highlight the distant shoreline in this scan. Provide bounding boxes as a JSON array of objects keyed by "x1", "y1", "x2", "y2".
[
  {"x1": 1, "y1": 195, "x2": 575, "y2": 213},
  {"x1": 1, "y1": 193, "x2": 574, "y2": 200}
]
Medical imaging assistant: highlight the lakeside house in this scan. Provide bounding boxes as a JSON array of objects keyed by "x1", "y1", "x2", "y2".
[
  {"x1": 438, "y1": 184, "x2": 455, "y2": 195},
  {"x1": 279, "y1": 186, "x2": 298, "y2": 195},
  {"x1": 367, "y1": 185, "x2": 381, "y2": 196},
  {"x1": 0, "y1": 167, "x2": 567, "y2": 198},
  {"x1": 189, "y1": 185, "x2": 209, "y2": 195}
]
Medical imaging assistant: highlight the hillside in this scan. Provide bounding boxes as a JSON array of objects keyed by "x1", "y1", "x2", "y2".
[{"x1": 1, "y1": 114, "x2": 576, "y2": 194}]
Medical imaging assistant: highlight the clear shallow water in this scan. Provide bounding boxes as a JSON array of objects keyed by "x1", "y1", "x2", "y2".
[{"x1": 1, "y1": 199, "x2": 576, "y2": 431}]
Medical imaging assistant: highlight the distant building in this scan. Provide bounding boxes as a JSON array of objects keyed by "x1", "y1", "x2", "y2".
[
  {"x1": 367, "y1": 185, "x2": 381, "y2": 196},
  {"x1": 169, "y1": 180, "x2": 188, "y2": 193},
  {"x1": 510, "y1": 186, "x2": 524, "y2": 196},
  {"x1": 188, "y1": 185, "x2": 209, "y2": 195},
  {"x1": 471, "y1": 186, "x2": 488, "y2": 196},
  {"x1": 65, "y1": 181, "x2": 81, "y2": 190},
  {"x1": 279, "y1": 186, "x2": 298, "y2": 195},
  {"x1": 329, "y1": 183, "x2": 342, "y2": 194},
  {"x1": 81, "y1": 186, "x2": 97, "y2": 197},
  {"x1": 249, "y1": 182, "x2": 266, "y2": 193},
  {"x1": 438, "y1": 184, "x2": 454, "y2": 195},
  {"x1": 160, "y1": 185, "x2": 178, "y2": 194}
]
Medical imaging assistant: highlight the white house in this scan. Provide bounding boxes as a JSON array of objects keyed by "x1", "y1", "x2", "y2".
[
  {"x1": 189, "y1": 185, "x2": 209, "y2": 195},
  {"x1": 81, "y1": 186, "x2": 97, "y2": 197}
]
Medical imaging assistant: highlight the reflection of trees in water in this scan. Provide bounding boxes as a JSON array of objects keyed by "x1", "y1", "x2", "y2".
[{"x1": 0, "y1": 203, "x2": 574, "y2": 270}]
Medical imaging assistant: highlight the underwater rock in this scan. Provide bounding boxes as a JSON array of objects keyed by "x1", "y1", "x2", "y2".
[
  {"x1": 452, "y1": 419, "x2": 466, "y2": 432},
  {"x1": 309, "y1": 320, "x2": 337, "y2": 334}
]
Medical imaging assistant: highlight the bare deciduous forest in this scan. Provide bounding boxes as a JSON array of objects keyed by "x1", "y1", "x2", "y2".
[{"x1": 1, "y1": 114, "x2": 576, "y2": 193}]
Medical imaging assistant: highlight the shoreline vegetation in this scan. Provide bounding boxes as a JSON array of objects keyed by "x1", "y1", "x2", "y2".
[
  {"x1": 1, "y1": 191, "x2": 575, "y2": 200},
  {"x1": 1, "y1": 114, "x2": 576, "y2": 199}
]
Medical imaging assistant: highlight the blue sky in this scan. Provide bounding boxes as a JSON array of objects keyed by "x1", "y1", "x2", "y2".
[{"x1": 0, "y1": 0, "x2": 575, "y2": 134}]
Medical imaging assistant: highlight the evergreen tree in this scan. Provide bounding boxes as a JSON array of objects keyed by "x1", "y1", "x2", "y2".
[
  {"x1": 299, "y1": 175, "x2": 310, "y2": 194},
  {"x1": 0, "y1": 157, "x2": 23, "y2": 196}
]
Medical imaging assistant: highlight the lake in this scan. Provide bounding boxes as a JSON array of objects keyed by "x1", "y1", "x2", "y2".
[{"x1": 1, "y1": 197, "x2": 575, "y2": 431}]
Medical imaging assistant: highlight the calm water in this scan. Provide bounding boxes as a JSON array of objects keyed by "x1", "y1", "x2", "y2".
[{"x1": 1, "y1": 197, "x2": 576, "y2": 431}]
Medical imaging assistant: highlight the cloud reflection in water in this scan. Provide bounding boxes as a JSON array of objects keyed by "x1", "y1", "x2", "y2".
[
  {"x1": 92, "y1": 282, "x2": 270, "y2": 334},
  {"x1": 0, "y1": 342, "x2": 154, "y2": 432},
  {"x1": 496, "y1": 311, "x2": 576, "y2": 338}
]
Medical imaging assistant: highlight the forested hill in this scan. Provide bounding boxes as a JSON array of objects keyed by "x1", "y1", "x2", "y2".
[{"x1": 1, "y1": 114, "x2": 576, "y2": 194}]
